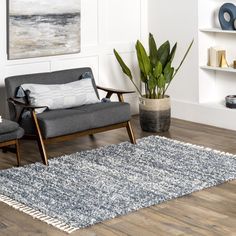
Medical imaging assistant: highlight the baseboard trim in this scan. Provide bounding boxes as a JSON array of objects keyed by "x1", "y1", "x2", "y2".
[{"x1": 171, "y1": 99, "x2": 236, "y2": 131}]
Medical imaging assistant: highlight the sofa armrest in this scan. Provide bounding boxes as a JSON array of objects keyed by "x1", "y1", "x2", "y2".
[
  {"x1": 97, "y1": 85, "x2": 135, "y2": 94},
  {"x1": 96, "y1": 85, "x2": 135, "y2": 102},
  {"x1": 7, "y1": 98, "x2": 47, "y2": 123},
  {"x1": 8, "y1": 98, "x2": 47, "y2": 110}
]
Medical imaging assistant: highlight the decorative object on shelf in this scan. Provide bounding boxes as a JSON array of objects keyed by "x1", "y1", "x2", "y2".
[
  {"x1": 7, "y1": 0, "x2": 81, "y2": 60},
  {"x1": 233, "y1": 60, "x2": 236, "y2": 69},
  {"x1": 209, "y1": 47, "x2": 226, "y2": 67},
  {"x1": 219, "y1": 3, "x2": 236, "y2": 31},
  {"x1": 220, "y1": 54, "x2": 229, "y2": 68},
  {"x1": 114, "y1": 33, "x2": 194, "y2": 132},
  {"x1": 225, "y1": 95, "x2": 236, "y2": 108}
]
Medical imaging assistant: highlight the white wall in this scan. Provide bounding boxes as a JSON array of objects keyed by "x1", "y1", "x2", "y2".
[
  {"x1": 3, "y1": 0, "x2": 235, "y2": 131},
  {"x1": 0, "y1": 0, "x2": 148, "y2": 117},
  {"x1": 148, "y1": 0, "x2": 236, "y2": 131},
  {"x1": 148, "y1": 0, "x2": 199, "y2": 103}
]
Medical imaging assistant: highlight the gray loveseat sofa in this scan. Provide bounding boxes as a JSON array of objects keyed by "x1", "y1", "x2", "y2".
[{"x1": 5, "y1": 68, "x2": 136, "y2": 165}]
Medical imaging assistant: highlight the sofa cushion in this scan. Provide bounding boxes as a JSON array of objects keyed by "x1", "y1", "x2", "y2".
[
  {"x1": 0, "y1": 127, "x2": 24, "y2": 143},
  {"x1": 0, "y1": 119, "x2": 19, "y2": 135},
  {"x1": 20, "y1": 102, "x2": 131, "y2": 139},
  {"x1": 21, "y1": 79, "x2": 100, "y2": 113}
]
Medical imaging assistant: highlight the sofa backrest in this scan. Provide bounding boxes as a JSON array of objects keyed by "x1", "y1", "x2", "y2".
[{"x1": 5, "y1": 67, "x2": 99, "y2": 120}]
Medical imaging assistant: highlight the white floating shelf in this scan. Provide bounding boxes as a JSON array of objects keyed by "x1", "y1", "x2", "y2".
[
  {"x1": 200, "y1": 65, "x2": 236, "y2": 73},
  {"x1": 200, "y1": 102, "x2": 236, "y2": 112},
  {"x1": 200, "y1": 28, "x2": 236, "y2": 34}
]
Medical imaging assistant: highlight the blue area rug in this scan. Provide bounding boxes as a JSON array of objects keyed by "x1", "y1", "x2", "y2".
[{"x1": 0, "y1": 135, "x2": 236, "y2": 233}]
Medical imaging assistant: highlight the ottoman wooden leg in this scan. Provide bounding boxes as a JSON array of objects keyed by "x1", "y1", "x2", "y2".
[
  {"x1": 15, "y1": 140, "x2": 21, "y2": 167},
  {"x1": 0, "y1": 140, "x2": 21, "y2": 166}
]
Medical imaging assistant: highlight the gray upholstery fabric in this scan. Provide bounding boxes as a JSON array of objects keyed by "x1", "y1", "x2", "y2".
[
  {"x1": 20, "y1": 102, "x2": 131, "y2": 139},
  {"x1": 5, "y1": 68, "x2": 99, "y2": 120},
  {"x1": 0, "y1": 119, "x2": 19, "y2": 135},
  {"x1": 0, "y1": 127, "x2": 24, "y2": 143},
  {"x1": 5, "y1": 68, "x2": 132, "y2": 141}
]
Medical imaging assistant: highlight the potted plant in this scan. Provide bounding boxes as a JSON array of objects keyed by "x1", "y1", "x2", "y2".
[{"x1": 114, "y1": 33, "x2": 193, "y2": 132}]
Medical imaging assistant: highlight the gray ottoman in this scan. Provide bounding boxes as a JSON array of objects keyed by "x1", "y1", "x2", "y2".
[{"x1": 0, "y1": 119, "x2": 24, "y2": 166}]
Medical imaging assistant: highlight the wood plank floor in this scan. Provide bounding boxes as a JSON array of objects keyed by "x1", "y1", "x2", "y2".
[{"x1": 0, "y1": 116, "x2": 236, "y2": 236}]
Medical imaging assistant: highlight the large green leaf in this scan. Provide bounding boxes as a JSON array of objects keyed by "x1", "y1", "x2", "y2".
[
  {"x1": 157, "y1": 41, "x2": 170, "y2": 68},
  {"x1": 164, "y1": 62, "x2": 171, "y2": 75},
  {"x1": 148, "y1": 74, "x2": 157, "y2": 91},
  {"x1": 154, "y1": 61, "x2": 163, "y2": 78},
  {"x1": 136, "y1": 40, "x2": 151, "y2": 76},
  {"x1": 164, "y1": 39, "x2": 194, "y2": 95},
  {"x1": 114, "y1": 49, "x2": 133, "y2": 80},
  {"x1": 157, "y1": 74, "x2": 166, "y2": 89},
  {"x1": 140, "y1": 71, "x2": 148, "y2": 83},
  {"x1": 168, "y1": 42, "x2": 177, "y2": 63},
  {"x1": 175, "y1": 39, "x2": 194, "y2": 75},
  {"x1": 164, "y1": 62, "x2": 174, "y2": 83},
  {"x1": 149, "y1": 33, "x2": 158, "y2": 68}
]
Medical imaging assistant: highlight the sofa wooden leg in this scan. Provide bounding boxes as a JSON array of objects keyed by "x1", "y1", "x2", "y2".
[
  {"x1": 37, "y1": 138, "x2": 48, "y2": 166},
  {"x1": 15, "y1": 140, "x2": 21, "y2": 167},
  {"x1": 126, "y1": 121, "x2": 136, "y2": 144},
  {"x1": 31, "y1": 110, "x2": 48, "y2": 165}
]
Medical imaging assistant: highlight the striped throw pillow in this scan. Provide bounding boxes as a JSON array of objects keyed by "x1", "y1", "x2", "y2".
[{"x1": 21, "y1": 79, "x2": 100, "y2": 113}]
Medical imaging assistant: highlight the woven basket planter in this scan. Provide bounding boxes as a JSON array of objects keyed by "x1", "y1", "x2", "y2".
[{"x1": 139, "y1": 96, "x2": 171, "y2": 132}]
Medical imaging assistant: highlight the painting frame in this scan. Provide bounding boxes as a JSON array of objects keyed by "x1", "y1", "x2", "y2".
[{"x1": 7, "y1": 0, "x2": 81, "y2": 60}]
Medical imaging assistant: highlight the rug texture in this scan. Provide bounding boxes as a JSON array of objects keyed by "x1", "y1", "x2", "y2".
[{"x1": 0, "y1": 135, "x2": 236, "y2": 233}]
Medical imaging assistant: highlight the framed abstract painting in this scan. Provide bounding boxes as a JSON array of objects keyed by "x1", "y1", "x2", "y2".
[{"x1": 7, "y1": 0, "x2": 81, "y2": 60}]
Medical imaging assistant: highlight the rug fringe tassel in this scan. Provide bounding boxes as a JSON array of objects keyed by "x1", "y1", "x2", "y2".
[
  {"x1": 158, "y1": 136, "x2": 236, "y2": 157},
  {"x1": 0, "y1": 194, "x2": 78, "y2": 234}
]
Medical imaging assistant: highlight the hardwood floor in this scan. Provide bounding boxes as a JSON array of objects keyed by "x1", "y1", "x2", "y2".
[{"x1": 0, "y1": 116, "x2": 236, "y2": 236}]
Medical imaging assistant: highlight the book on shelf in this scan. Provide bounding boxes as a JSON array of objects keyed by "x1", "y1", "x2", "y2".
[{"x1": 208, "y1": 46, "x2": 226, "y2": 67}]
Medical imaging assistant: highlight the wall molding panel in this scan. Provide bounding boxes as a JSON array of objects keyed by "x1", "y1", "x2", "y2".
[{"x1": 0, "y1": 0, "x2": 148, "y2": 116}]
